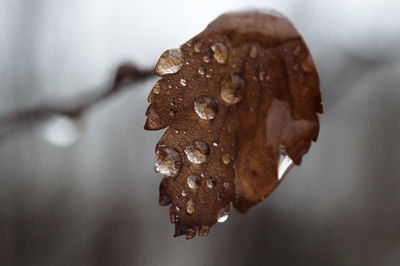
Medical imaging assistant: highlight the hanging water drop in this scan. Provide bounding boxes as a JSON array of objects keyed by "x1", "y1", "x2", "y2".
[
  {"x1": 154, "y1": 48, "x2": 183, "y2": 76},
  {"x1": 278, "y1": 146, "x2": 294, "y2": 180},
  {"x1": 39, "y1": 115, "x2": 82, "y2": 147},
  {"x1": 184, "y1": 140, "x2": 210, "y2": 164},
  {"x1": 194, "y1": 95, "x2": 218, "y2": 120},
  {"x1": 155, "y1": 145, "x2": 182, "y2": 177},
  {"x1": 211, "y1": 42, "x2": 228, "y2": 64},
  {"x1": 217, "y1": 208, "x2": 230, "y2": 223},
  {"x1": 220, "y1": 74, "x2": 245, "y2": 105}
]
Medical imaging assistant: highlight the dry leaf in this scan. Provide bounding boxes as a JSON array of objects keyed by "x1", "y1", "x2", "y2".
[{"x1": 145, "y1": 10, "x2": 322, "y2": 239}]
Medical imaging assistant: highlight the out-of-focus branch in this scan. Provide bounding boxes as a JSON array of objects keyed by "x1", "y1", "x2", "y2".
[{"x1": 0, "y1": 63, "x2": 153, "y2": 143}]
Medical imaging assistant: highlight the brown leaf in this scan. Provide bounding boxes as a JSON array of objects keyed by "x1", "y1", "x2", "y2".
[{"x1": 145, "y1": 10, "x2": 322, "y2": 239}]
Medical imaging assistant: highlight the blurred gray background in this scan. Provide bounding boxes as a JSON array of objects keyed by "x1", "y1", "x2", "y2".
[{"x1": 1, "y1": 0, "x2": 400, "y2": 265}]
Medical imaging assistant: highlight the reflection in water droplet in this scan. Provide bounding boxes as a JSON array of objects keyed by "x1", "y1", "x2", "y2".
[
  {"x1": 155, "y1": 145, "x2": 182, "y2": 177},
  {"x1": 184, "y1": 140, "x2": 210, "y2": 164},
  {"x1": 154, "y1": 48, "x2": 183, "y2": 76},
  {"x1": 213, "y1": 141, "x2": 219, "y2": 147},
  {"x1": 278, "y1": 146, "x2": 294, "y2": 180},
  {"x1": 198, "y1": 66, "x2": 205, "y2": 75},
  {"x1": 186, "y1": 199, "x2": 195, "y2": 214},
  {"x1": 249, "y1": 45, "x2": 258, "y2": 58},
  {"x1": 206, "y1": 177, "x2": 216, "y2": 188},
  {"x1": 220, "y1": 74, "x2": 245, "y2": 105},
  {"x1": 39, "y1": 115, "x2": 82, "y2": 147},
  {"x1": 211, "y1": 42, "x2": 228, "y2": 64},
  {"x1": 194, "y1": 95, "x2": 218, "y2": 120},
  {"x1": 222, "y1": 153, "x2": 231, "y2": 165},
  {"x1": 198, "y1": 225, "x2": 210, "y2": 236},
  {"x1": 217, "y1": 208, "x2": 230, "y2": 223},
  {"x1": 187, "y1": 175, "x2": 200, "y2": 190},
  {"x1": 180, "y1": 79, "x2": 187, "y2": 86}
]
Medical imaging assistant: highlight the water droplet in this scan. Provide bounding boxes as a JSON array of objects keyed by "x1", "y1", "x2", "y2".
[
  {"x1": 213, "y1": 141, "x2": 219, "y2": 147},
  {"x1": 217, "y1": 193, "x2": 224, "y2": 201},
  {"x1": 194, "y1": 95, "x2": 218, "y2": 120},
  {"x1": 206, "y1": 177, "x2": 216, "y2": 188},
  {"x1": 278, "y1": 146, "x2": 294, "y2": 180},
  {"x1": 223, "y1": 182, "x2": 230, "y2": 189},
  {"x1": 198, "y1": 66, "x2": 205, "y2": 75},
  {"x1": 200, "y1": 173, "x2": 205, "y2": 178},
  {"x1": 249, "y1": 45, "x2": 258, "y2": 58},
  {"x1": 39, "y1": 115, "x2": 82, "y2": 147},
  {"x1": 186, "y1": 199, "x2": 195, "y2": 214},
  {"x1": 154, "y1": 48, "x2": 183, "y2": 76},
  {"x1": 170, "y1": 212, "x2": 179, "y2": 223},
  {"x1": 211, "y1": 42, "x2": 228, "y2": 64},
  {"x1": 199, "y1": 225, "x2": 210, "y2": 236},
  {"x1": 184, "y1": 140, "x2": 210, "y2": 164},
  {"x1": 175, "y1": 206, "x2": 181, "y2": 211},
  {"x1": 217, "y1": 208, "x2": 230, "y2": 223},
  {"x1": 155, "y1": 145, "x2": 182, "y2": 177},
  {"x1": 180, "y1": 79, "x2": 187, "y2": 86},
  {"x1": 220, "y1": 74, "x2": 245, "y2": 105},
  {"x1": 181, "y1": 190, "x2": 187, "y2": 197},
  {"x1": 187, "y1": 175, "x2": 200, "y2": 190},
  {"x1": 206, "y1": 74, "x2": 211, "y2": 78},
  {"x1": 194, "y1": 42, "x2": 201, "y2": 53},
  {"x1": 222, "y1": 153, "x2": 231, "y2": 165},
  {"x1": 203, "y1": 55, "x2": 210, "y2": 63}
]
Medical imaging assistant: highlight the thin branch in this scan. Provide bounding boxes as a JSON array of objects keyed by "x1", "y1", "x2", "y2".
[{"x1": 0, "y1": 63, "x2": 153, "y2": 143}]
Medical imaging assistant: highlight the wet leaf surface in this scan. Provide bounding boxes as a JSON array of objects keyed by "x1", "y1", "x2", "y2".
[{"x1": 145, "y1": 10, "x2": 322, "y2": 239}]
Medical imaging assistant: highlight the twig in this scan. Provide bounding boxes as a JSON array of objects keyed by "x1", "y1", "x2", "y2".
[{"x1": 0, "y1": 63, "x2": 153, "y2": 143}]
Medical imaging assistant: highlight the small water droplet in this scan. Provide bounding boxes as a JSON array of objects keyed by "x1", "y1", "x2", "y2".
[
  {"x1": 278, "y1": 146, "x2": 294, "y2": 180},
  {"x1": 206, "y1": 177, "x2": 216, "y2": 188},
  {"x1": 170, "y1": 212, "x2": 179, "y2": 223},
  {"x1": 154, "y1": 48, "x2": 183, "y2": 76},
  {"x1": 222, "y1": 153, "x2": 231, "y2": 165},
  {"x1": 186, "y1": 199, "x2": 195, "y2": 214},
  {"x1": 203, "y1": 55, "x2": 210, "y2": 63},
  {"x1": 217, "y1": 193, "x2": 224, "y2": 201},
  {"x1": 211, "y1": 42, "x2": 228, "y2": 64},
  {"x1": 39, "y1": 115, "x2": 82, "y2": 147},
  {"x1": 181, "y1": 190, "x2": 187, "y2": 197},
  {"x1": 184, "y1": 140, "x2": 210, "y2": 164},
  {"x1": 194, "y1": 42, "x2": 201, "y2": 53},
  {"x1": 249, "y1": 44, "x2": 258, "y2": 58},
  {"x1": 180, "y1": 79, "x2": 187, "y2": 86},
  {"x1": 198, "y1": 66, "x2": 205, "y2": 75},
  {"x1": 217, "y1": 208, "x2": 230, "y2": 223},
  {"x1": 206, "y1": 74, "x2": 211, "y2": 78},
  {"x1": 213, "y1": 141, "x2": 219, "y2": 147},
  {"x1": 187, "y1": 175, "x2": 200, "y2": 190},
  {"x1": 198, "y1": 225, "x2": 210, "y2": 236},
  {"x1": 194, "y1": 95, "x2": 218, "y2": 120},
  {"x1": 223, "y1": 182, "x2": 230, "y2": 189},
  {"x1": 200, "y1": 173, "x2": 205, "y2": 178},
  {"x1": 220, "y1": 74, "x2": 245, "y2": 105},
  {"x1": 174, "y1": 129, "x2": 179, "y2": 134},
  {"x1": 155, "y1": 145, "x2": 182, "y2": 177},
  {"x1": 175, "y1": 206, "x2": 181, "y2": 211}
]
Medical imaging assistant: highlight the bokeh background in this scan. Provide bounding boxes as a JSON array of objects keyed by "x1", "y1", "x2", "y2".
[{"x1": 1, "y1": 0, "x2": 400, "y2": 265}]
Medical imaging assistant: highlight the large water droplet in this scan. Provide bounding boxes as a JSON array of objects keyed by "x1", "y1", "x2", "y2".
[
  {"x1": 194, "y1": 95, "x2": 218, "y2": 120},
  {"x1": 211, "y1": 42, "x2": 228, "y2": 64},
  {"x1": 187, "y1": 175, "x2": 200, "y2": 190},
  {"x1": 39, "y1": 115, "x2": 82, "y2": 147},
  {"x1": 206, "y1": 177, "x2": 216, "y2": 189},
  {"x1": 278, "y1": 146, "x2": 294, "y2": 180},
  {"x1": 198, "y1": 225, "x2": 210, "y2": 236},
  {"x1": 217, "y1": 208, "x2": 230, "y2": 223},
  {"x1": 155, "y1": 145, "x2": 182, "y2": 177},
  {"x1": 154, "y1": 48, "x2": 183, "y2": 76},
  {"x1": 186, "y1": 199, "x2": 195, "y2": 214},
  {"x1": 184, "y1": 140, "x2": 210, "y2": 164},
  {"x1": 220, "y1": 74, "x2": 245, "y2": 105}
]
